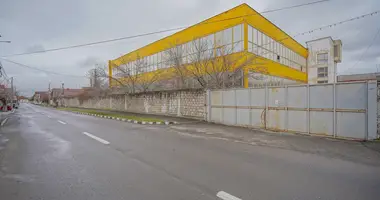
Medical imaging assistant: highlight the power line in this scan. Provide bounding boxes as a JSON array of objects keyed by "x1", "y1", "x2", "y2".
[
  {"x1": 261, "y1": 0, "x2": 329, "y2": 14},
  {"x1": 0, "y1": 58, "x2": 85, "y2": 78},
  {"x1": 1, "y1": 0, "x2": 331, "y2": 58},
  {"x1": 1, "y1": 9, "x2": 380, "y2": 78},
  {"x1": 349, "y1": 26, "x2": 380, "y2": 70},
  {"x1": 293, "y1": 10, "x2": 380, "y2": 37}
]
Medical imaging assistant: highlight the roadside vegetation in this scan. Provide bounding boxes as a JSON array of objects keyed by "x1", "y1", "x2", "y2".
[{"x1": 57, "y1": 107, "x2": 164, "y2": 123}]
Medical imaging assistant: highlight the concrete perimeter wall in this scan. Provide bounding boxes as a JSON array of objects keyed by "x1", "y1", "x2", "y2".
[{"x1": 62, "y1": 89, "x2": 206, "y2": 119}]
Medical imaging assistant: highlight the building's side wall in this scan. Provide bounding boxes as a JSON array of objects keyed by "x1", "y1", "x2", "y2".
[{"x1": 307, "y1": 38, "x2": 336, "y2": 84}]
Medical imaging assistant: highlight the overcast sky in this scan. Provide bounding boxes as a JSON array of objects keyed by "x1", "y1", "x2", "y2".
[{"x1": 0, "y1": 0, "x2": 379, "y2": 96}]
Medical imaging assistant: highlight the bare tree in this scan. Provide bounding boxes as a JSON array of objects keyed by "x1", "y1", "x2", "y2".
[
  {"x1": 165, "y1": 41, "x2": 187, "y2": 89},
  {"x1": 86, "y1": 65, "x2": 108, "y2": 89},
  {"x1": 91, "y1": 54, "x2": 164, "y2": 94},
  {"x1": 165, "y1": 38, "x2": 262, "y2": 89}
]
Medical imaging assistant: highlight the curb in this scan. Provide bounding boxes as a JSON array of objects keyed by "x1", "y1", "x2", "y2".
[{"x1": 71, "y1": 111, "x2": 177, "y2": 125}]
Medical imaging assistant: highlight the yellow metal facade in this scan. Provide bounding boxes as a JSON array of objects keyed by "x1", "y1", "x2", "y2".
[{"x1": 109, "y1": 3, "x2": 308, "y2": 87}]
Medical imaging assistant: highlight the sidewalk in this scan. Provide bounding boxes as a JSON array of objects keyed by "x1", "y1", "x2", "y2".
[{"x1": 169, "y1": 122, "x2": 380, "y2": 166}]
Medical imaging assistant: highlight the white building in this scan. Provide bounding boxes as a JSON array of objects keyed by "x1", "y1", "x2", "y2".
[{"x1": 306, "y1": 37, "x2": 342, "y2": 84}]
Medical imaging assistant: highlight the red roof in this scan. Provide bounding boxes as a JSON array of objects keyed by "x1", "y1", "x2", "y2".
[{"x1": 62, "y1": 88, "x2": 84, "y2": 98}]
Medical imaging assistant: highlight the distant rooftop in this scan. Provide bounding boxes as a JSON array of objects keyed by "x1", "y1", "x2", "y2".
[{"x1": 337, "y1": 72, "x2": 380, "y2": 82}]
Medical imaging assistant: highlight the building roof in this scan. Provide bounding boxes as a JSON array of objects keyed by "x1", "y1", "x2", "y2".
[
  {"x1": 34, "y1": 91, "x2": 49, "y2": 101},
  {"x1": 337, "y1": 72, "x2": 380, "y2": 82},
  {"x1": 62, "y1": 88, "x2": 84, "y2": 98},
  {"x1": 35, "y1": 91, "x2": 48, "y2": 95}
]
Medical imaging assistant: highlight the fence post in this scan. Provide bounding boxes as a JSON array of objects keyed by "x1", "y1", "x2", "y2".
[
  {"x1": 285, "y1": 86, "x2": 288, "y2": 132},
  {"x1": 221, "y1": 90, "x2": 224, "y2": 124},
  {"x1": 333, "y1": 83, "x2": 336, "y2": 138},
  {"x1": 249, "y1": 88, "x2": 252, "y2": 127},
  {"x1": 234, "y1": 89, "x2": 237, "y2": 125},
  {"x1": 265, "y1": 85, "x2": 268, "y2": 129},
  {"x1": 307, "y1": 84, "x2": 310, "y2": 135},
  {"x1": 109, "y1": 96, "x2": 112, "y2": 109},
  {"x1": 365, "y1": 81, "x2": 369, "y2": 140},
  {"x1": 177, "y1": 91, "x2": 181, "y2": 117},
  {"x1": 124, "y1": 94, "x2": 127, "y2": 110}
]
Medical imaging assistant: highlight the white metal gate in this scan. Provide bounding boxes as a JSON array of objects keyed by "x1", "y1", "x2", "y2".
[{"x1": 206, "y1": 81, "x2": 378, "y2": 140}]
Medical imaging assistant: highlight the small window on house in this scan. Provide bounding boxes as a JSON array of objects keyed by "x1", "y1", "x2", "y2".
[
  {"x1": 317, "y1": 67, "x2": 328, "y2": 78},
  {"x1": 317, "y1": 53, "x2": 328, "y2": 64},
  {"x1": 277, "y1": 55, "x2": 280, "y2": 62},
  {"x1": 317, "y1": 80, "x2": 328, "y2": 84}
]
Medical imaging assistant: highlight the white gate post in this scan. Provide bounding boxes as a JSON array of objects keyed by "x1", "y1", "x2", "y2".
[
  {"x1": 333, "y1": 83, "x2": 337, "y2": 138},
  {"x1": 285, "y1": 86, "x2": 288, "y2": 132},
  {"x1": 307, "y1": 84, "x2": 310, "y2": 135},
  {"x1": 265, "y1": 85, "x2": 268, "y2": 129},
  {"x1": 234, "y1": 89, "x2": 237, "y2": 125}
]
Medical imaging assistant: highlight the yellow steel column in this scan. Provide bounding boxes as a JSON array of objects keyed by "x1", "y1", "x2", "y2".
[
  {"x1": 108, "y1": 60, "x2": 112, "y2": 87},
  {"x1": 243, "y1": 22, "x2": 249, "y2": 88}
]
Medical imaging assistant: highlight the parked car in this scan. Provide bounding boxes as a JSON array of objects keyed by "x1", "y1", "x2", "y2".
[{"x1": 12, "y1": 100, "x2": 19, "y2": 109}]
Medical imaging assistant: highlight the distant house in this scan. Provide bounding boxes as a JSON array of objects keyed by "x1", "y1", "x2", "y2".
[
  {"x1": 49, "y1": 88, "x2": 85, "y2": 106},
  {"x1": 33, "y1": 91, "x2": 49, "y2": 104}
]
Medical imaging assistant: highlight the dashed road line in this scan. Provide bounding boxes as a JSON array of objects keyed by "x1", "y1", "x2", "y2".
[
  {"x1": 82, "y1": 132, "x2": 110, "y2": 145},
  {"x1": 57, "y1": 120, "x2": 67, "y2": 125},
  {"x1": 47, "y1": 115, "x2": 52, "y2": 118},
  {"x1": 1, "y1": 118, "x2": 8, "y2": 126},
  {"x1": 216, "y1": 191, "x2": 242, "y2": 200}
]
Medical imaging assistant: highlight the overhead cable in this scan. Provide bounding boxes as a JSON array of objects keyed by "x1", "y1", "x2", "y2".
[{"x1": 1, "y1": 0, "x2": 331, "y2": 57}]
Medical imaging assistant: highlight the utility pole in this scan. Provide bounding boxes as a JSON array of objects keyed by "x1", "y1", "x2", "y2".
[
  {"x1": 48, "y1": 81, "x2": 51, "y2": 104},
  {"x1": 11, "y1": 77, "x2": 13, "y2": 97},
  {"x1": 60, "y1": 82, "x2": 64, "y2": 107},
  {"x1": 61, "y1": 82, "x2": 64, "y2": 95}
]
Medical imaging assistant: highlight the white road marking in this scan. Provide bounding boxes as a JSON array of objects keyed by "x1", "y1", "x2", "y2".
[
  {"x1": 82, "y1": 132, "x2": 110, "y2": 145},
  {"x1": 57, "y1": 120, "x2": 67, "y2": 125},
  {"x1": 216, "y1": 191, "x2": 242, "y2": 200},
  {"x1": 1, "y1": 118, "x2": 8, "y2": 126},
  {"x1": 47, "y1": 115, "x2": 52, "y2": 118}
]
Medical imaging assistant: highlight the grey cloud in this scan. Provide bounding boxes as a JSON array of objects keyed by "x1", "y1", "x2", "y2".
[
  {"x1": 1, "y1": 0, "x2": 379, "y2": 94},
  {"x1": 25, "y1": 44, "x2": 45, "y2": 53},
  {"x1": 77, "y1": 56, "x2": 104, "y2": 68}
]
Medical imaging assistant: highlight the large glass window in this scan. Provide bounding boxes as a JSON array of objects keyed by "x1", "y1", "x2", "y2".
[
  {"x1": 118, "y1": 24, "x2": 248, "y2": 76},
  {"x1": 247, "y1": 25, "x2": 306, "y2": 71}
]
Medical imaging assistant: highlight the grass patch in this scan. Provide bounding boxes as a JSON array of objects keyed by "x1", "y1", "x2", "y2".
[{"x1": 57, "y1": 107, "x2": 164, "y2": 123}]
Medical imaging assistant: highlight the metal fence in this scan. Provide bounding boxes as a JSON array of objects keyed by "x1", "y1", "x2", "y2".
[{"x1": 206, "y1": 81, "x2": 378, "y2": 140}]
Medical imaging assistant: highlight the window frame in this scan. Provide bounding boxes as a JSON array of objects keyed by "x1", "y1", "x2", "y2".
[
  {"x1": 317, "y1": 67, "x2": 328, "y2": 78},
  {"x1": 317, "y1": 52, "x2": 328, "y2": 65}
]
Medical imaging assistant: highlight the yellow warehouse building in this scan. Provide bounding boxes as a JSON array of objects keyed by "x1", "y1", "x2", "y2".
[{"x1": 109, "y1": 3, "x2": 337, "y2": 89}]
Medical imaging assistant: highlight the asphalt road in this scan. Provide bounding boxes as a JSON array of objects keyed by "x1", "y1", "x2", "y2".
[{"x1": 0, "y1": 103, "x2": 379, "y2": 200}]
